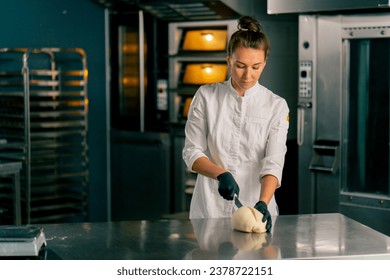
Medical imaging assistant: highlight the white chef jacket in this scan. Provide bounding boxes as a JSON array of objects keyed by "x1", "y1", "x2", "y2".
[{"x1": 183, "y1": 78, "x2": 289, "y2": 219}]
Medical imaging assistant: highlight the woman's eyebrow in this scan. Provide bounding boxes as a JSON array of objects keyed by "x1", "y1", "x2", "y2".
[{"x1": 235, "y1": 60, "x2": 264, "y2": 66}]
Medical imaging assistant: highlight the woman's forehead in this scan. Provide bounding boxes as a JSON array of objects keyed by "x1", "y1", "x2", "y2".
[{"x1": 230, "y1": 47, "x2": 266, "y2": 63}]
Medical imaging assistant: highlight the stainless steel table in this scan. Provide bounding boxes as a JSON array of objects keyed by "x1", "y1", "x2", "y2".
[{"x1": 27, "y1": 213, "x2": 390, "y2": 260}]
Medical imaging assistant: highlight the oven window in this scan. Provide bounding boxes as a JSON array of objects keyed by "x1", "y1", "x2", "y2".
[{"x1": 346, "y1": 38, "x2": 389, "y2": 195}]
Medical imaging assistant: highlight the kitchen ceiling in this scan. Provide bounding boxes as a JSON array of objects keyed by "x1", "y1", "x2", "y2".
[{"x1": 91, "y1": 0, "x2": 257, "y2": 21}]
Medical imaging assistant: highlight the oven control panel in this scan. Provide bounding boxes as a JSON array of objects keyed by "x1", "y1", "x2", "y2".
[{"x1": 299, "y1": 60, "x2": 312, "y2": 98}]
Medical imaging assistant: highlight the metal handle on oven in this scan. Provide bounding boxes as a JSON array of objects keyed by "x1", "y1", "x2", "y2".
[
  {"x1": 297, "y1": 102, "x2": 311, "y2": 146},
  {"x1": 309, "y1": 140, "x2": 339, "y2": 174}
]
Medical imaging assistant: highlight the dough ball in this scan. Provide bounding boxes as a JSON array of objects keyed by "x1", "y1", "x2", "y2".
[{"x1": 231, "y1": 206, "x2": 267, "y2": 233}]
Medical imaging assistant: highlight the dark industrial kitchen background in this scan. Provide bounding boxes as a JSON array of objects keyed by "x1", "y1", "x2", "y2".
[{"x1": 0, "y1": 0, "x2": 389, "y2": 237}]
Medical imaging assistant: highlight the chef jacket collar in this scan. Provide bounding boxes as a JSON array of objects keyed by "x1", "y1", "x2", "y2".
[{"x1": 227, "y1": 78, "x2": 259, "y2": 98}]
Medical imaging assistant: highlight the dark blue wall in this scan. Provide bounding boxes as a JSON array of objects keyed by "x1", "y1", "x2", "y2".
[{"x1": 0, "y1": 0, "x2": 108, "y2": 221}]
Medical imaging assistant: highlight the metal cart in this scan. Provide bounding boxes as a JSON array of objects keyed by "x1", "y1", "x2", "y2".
[{"x1": 0, "y1": 48, "x2": 89, "y2": 224}]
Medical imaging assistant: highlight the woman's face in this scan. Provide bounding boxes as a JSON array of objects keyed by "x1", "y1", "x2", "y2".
[{"x1": 227, "y1": 46, "x2": 267, "y2": 96}]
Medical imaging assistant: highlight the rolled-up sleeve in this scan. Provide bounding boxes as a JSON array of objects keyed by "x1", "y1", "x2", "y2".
[
  {"x1": 182, "y1": 89, "x2": 209, "y2": 172},
  {"x1": 259, "y1": 98, "x2": 290, "y2": 187}
]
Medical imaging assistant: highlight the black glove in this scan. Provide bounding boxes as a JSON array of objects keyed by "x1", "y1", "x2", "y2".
[
  {"x1": 217, "y1": 172, "x2": 240, "y2": 200},
  {"x1": 254, "y1": 201, "x2": 272, "y2": 232}
]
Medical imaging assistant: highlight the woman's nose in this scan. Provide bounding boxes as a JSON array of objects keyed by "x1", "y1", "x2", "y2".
[{"x1": 243, "y1": 68, "x2": 250, "y2": 77}]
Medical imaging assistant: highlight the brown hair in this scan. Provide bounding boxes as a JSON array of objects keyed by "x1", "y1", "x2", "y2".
[{"x1": 227, "y1": 16, "x2": 270, "y2": 59}]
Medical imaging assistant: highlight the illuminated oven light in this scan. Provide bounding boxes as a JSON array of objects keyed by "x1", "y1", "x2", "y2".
[
  {"x1": 202, "y1": 33, "x2": 214, "y2": 42},
  {"x1": 202, "y1": 65, "x2": 213, "y2": 74}
]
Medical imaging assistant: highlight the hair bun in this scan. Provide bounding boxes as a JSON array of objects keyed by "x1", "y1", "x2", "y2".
[{"x1": 237, "y1": 16, "x2": 262, "y2": 32}]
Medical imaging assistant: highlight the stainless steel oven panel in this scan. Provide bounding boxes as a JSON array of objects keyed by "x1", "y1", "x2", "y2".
[
  {"x1": 298, "y1": 15, "x2": 343, "y2": 213},
  {"x1": 314, "y1": 16, "x2": 343, "y2": 213},
  {"x1": 315, "y1": 16, "x2": 343, "y2": 141},
  {"x1": 298, "y1": 15, "x2": 317, "y2": 213}
]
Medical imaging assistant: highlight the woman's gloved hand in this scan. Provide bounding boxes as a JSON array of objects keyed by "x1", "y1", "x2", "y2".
[
  {"x1": 254, "y1": 201, "x2": 272, "y2": 232},
  {"x1": 217, "y1": 172, "x2": 240, "y2": 200}
]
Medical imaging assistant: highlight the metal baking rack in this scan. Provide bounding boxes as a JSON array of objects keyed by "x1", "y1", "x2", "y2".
[{"x1": 0, "y1": 48, "x2": 89, "y2": 224}]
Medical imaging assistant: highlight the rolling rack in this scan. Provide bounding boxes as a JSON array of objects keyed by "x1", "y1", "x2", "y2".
[{"x1": 0, "y1": 48, "x2": 89, "y2": 224}]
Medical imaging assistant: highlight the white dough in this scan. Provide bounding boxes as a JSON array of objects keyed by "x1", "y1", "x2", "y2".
[{"x1": 231, "y1": 206, "x2": 267, "y2": 233}]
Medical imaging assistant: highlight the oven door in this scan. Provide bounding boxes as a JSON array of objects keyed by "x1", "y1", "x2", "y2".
[{"x1": 340, "y1": 21, "x2": 390, "y2": 235}]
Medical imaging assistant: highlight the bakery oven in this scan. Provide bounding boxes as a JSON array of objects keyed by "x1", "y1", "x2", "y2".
[
  {"x1": 168, "y1": 20, "x2": 236, "y2": 123},
  {"x1": 268, "y1": 0, "x2": 390, "y2": 236},
  {"x1": 297, "y1": 13, "x2": 390, "y2": 235}
]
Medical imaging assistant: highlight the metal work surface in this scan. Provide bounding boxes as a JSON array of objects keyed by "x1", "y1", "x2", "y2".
[{"x1": 27, "y1": 213, "x2": 390, "y2": 260}]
